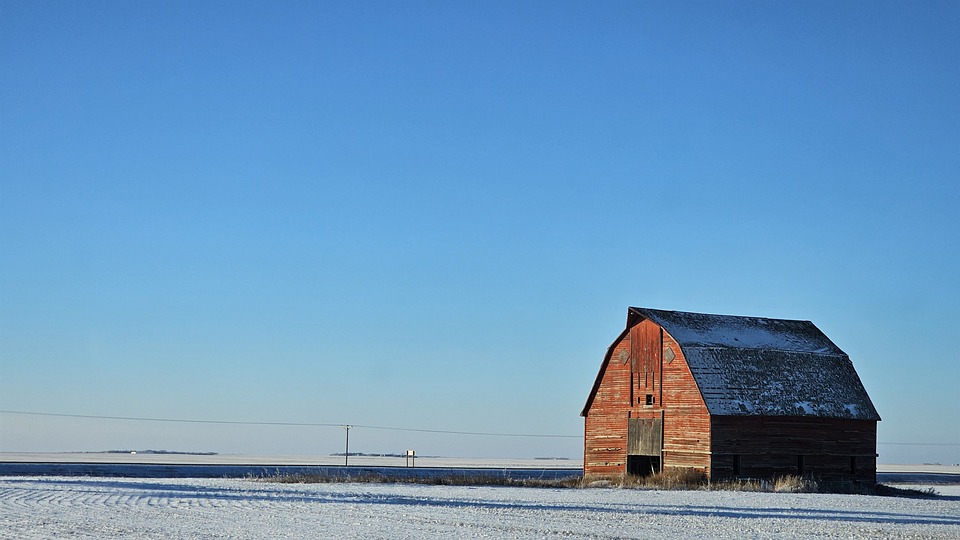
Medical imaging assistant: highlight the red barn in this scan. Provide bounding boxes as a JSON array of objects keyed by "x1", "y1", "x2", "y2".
[{"x1": 581, "y1": 307, "x2": 880, "y2": 481}]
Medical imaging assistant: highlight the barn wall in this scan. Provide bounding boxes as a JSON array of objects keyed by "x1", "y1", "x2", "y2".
[
  {"x1": 710, "y1": 416, "x2": 877, "y2": 481},
  {"x1": 660, "y1": 329, "x2": 711, "y2": 473},
  {"x1": 583, "y1": 337, "x2": 631, "y2": 477},
  {"x1": 584, "y1": 321, "x2": 712, "y2": 478}
]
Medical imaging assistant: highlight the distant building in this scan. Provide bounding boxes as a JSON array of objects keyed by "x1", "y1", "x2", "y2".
[{"x1": 581, "y1": 307, "x2": 880, "y2": 481}]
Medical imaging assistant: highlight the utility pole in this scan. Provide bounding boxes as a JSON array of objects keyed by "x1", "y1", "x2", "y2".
[{"x1": 342, "y1": 425, "x2": 352, "y2": 466}]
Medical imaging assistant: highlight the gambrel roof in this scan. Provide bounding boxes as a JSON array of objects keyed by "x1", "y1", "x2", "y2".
[{"x1": 583, "y1": 307, "x2": 880, "y2": 421}]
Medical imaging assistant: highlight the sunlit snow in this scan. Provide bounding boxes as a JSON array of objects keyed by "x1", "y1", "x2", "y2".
[{"x1": 2, "y1": 476, "x2": 959, "y2": 539}]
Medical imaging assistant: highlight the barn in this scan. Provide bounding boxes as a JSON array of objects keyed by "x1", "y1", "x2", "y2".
[{"x1": 581, "y1": 307, "x2": 880, "y2": 481}]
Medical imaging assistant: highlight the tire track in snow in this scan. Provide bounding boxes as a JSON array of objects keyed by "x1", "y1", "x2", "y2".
[{"x1": 0, "y1": 478, "x2": 275, "y2": 540}]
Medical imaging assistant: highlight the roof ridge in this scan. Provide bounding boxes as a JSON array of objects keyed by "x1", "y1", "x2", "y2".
[
  {"x1": 629, "y1": 306, "x2": 814, "y2": 324},
  {"x1": 684, "y1": 345, "x2": 847, "y2": 356}
]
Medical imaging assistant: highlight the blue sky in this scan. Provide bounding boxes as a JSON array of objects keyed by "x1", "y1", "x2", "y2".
[{"x1": 1, "y1": 1, "x2": 958, "y2": 463}]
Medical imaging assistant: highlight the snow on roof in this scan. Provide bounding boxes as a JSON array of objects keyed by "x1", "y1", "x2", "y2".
[
  {"x1": 629, "y1": 308, "x2": 880, "y2": 421},
  {"x1": 629, "y1": 308, "x2": 843, "y2": 354}
]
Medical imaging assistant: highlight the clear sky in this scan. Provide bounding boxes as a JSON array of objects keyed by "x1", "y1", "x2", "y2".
[{"x1": 1, "y1": 1, "x2": 958, "y2": 463}]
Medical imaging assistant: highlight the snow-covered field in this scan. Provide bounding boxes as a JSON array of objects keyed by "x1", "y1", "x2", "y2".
[{"x1": 3, "y1": 476, "x2": 959, "y2": 539}]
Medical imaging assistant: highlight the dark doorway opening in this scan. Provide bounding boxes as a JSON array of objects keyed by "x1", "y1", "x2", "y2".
[{"x1": 627, "y1": 455, "x2": 661, "y2": 476}]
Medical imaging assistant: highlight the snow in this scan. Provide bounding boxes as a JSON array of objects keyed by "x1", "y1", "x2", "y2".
[
  {"x1": 795, "y1": 401, "x2": 815, "y2": 414},
  {"x1": 626, "y1": 308, "x2": 881, "y2": 421},
  {"x1": 683, "y1": 348, "x2": 879, "y2": 419},
  {"x1": 3, "y1": 476, "x2": 959, "y2": 539},
  {"x1": 631, "y1": 308, "x2": 842, "y2": 353}
]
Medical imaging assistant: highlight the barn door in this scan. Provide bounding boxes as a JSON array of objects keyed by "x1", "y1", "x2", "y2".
[
  {"x1": 627, "y1": 417, "x2": 662, "y2": 456},
  {"x1": 627, "y1": 417, "x2": 662, "y2": 476}
]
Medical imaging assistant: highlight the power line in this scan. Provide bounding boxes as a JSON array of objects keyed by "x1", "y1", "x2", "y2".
[
  {"x1": 0, "y1": 409, "x2": 581, "y2": 439},
  {"x1": 0, "y1": 410, "x2": 343, "y2": 427},
  {"x1": 5, "y1": 409, "x2": 954, "y2": 446}
]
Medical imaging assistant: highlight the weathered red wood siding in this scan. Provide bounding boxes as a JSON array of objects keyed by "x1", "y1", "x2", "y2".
[
  {"x1": 584, "y1": 320, "x2": 712, "y2": 478},
  {"x1": 660, "y1": 329, "x2": 712, "y2": 474},
  {"x1": 583, "y1": 335, "x2": 631, "y2": 477},
  {"x1": 710, "y1": 416, "x2": 877, "y2": 481}
]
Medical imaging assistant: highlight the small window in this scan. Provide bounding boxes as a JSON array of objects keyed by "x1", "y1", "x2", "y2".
[
  {"x1": 645, "y1": 394, "x2": 654, "y2": 405},
  {"x1": 796, "y1": 455, "x2": 805, "y2": 475},
  {"x1": 732, "y1": 455, "x2": 741, "y2": 476},
  {"x1": 849, "y1": 456, "x2": 857, "y2": 475}
]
